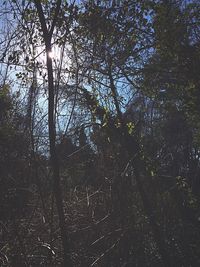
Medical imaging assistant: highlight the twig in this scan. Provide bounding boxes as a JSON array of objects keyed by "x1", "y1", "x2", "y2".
[{"x1": 90, "y1": 231, "x2": 125, "y2": 266}]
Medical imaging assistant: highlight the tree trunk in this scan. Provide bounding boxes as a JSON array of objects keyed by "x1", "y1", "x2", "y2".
[
  {"x1": 34, "y1": 1, "x2": 72, "y2": 266},
  {"x1": 107, "y1": 67, "x2": 172, "y2": 266},
  {"x1": 46, "y1": 42, "x2": 72, "y2": 267}
]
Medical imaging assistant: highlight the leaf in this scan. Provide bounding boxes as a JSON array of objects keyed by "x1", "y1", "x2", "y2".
[{"x1": 127, "y1": 122, "x2": 134, "y2": 134}]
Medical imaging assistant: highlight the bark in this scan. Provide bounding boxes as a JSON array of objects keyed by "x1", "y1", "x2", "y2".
[{"x1": 34, "y1": 1, "x2": 72, "y2": 266}]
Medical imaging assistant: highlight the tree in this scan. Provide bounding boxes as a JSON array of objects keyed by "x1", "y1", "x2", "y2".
[{"x1": 32, "y1": 1, "x2": 73, "y2": 266}]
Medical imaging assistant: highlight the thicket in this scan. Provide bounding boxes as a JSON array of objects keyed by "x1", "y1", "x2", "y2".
[{"x1": 0, "y1": 1, "x2": 200, "y2": 266}]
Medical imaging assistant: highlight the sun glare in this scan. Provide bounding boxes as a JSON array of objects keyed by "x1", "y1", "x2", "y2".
[
  {"x1": 48, "y1": 51, "x2": 54, "y2": 59},
  {"x1": 36, "y1": 43, "x2": 71, "y2": 71},
  {"x1": 38, "y1": 46, "x2": 59, "y2": 62}
]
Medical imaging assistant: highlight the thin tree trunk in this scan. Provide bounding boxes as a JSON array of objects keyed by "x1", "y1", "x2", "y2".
[
  {"x1": 107, "y1": 65, "x2": 172, "y2": 267},
  {"x1": 46, "y1": 43, "x2": 72, "y2": 267},
  {"x1": 34, "y1": 1, "x2": 72, "y2": 266},
  {"x1": 82, "y1": 84, "x2": 172, "y2": 266}
]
